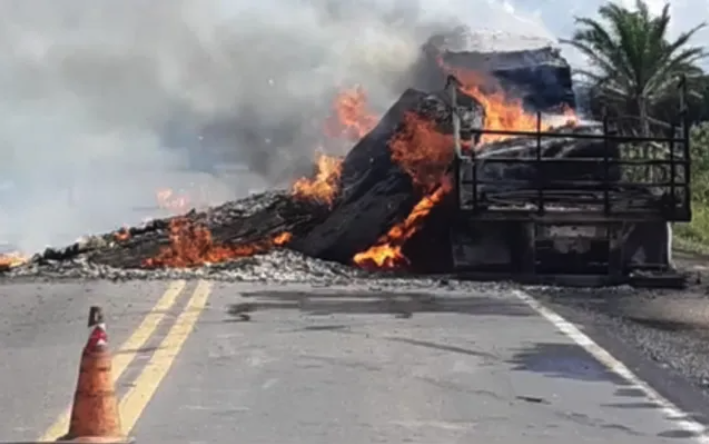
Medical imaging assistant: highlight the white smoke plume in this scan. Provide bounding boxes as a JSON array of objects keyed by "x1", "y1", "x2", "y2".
[{"x1": 0, "y1": 0, "x2": 559, "y2": 253}]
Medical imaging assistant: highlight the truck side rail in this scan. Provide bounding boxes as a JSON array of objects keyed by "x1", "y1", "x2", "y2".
[{"x1": 446, "y1": 75, "x2": 692, "y2": 221}]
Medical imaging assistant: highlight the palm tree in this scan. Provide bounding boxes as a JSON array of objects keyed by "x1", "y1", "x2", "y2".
[{"x1": 563, "y1": 0, "x2": 707, "y2": 135}]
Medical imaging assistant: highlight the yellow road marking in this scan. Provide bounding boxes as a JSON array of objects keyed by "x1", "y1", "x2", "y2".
[
  {"x1": 38, "y1": 280, "x2": 188, "y2": 441},
  {"x1": 119, "y1": 280, "x2": 213, "y2": 434}
]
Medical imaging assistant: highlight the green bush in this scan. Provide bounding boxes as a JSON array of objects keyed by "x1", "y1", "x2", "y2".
[{"x1": 674, "y1": 121, "x2": 709, "y2": 250}]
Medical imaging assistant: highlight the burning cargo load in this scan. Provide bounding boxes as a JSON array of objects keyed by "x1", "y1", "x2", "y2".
[{"x1": 3, "y1": 35, "x2": 685, "y2": 282}]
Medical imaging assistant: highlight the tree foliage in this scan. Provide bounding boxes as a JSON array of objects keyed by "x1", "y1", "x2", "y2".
[
  {"x1": 674, "y1": 122, "x2": 709, "y2": 244},
  {"x1": 563, "y1": 0, "x2": 707, "y2": 134},
  {"x1": 690, "y1": 122, "x2": 709, "y2": 202}
]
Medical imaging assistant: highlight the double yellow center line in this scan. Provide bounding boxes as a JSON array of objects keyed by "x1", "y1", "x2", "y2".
[{"x1": 38, "y1": 279, "x2": 213, "y2": 441}]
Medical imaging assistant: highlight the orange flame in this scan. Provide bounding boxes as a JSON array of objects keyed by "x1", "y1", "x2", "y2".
[
  {"x1": 0, "y1": 251, "x2": 28, "y2": 269},
  {"x1": 142, "y1": 217, "x2": 291, "y2": 268},
  {"x1": 273, "y1": 232, "x2": 293, "y2": 245},
  {"x1": 442, "y1": 63, "x2": 578, "y2": 144},
  {"x1": 291, "y1": 153, "x2": 343, "y2": 207},
  {"x1": 325, "y1": 86, "x2": 378, "y2": 141},
  {"x1": 353, "y1": 181, "x2": 451, "y2": 269},
  {"x1": 292, "y1": 87, "x2": 379, "y2": 205},
  {"x1": 390, "y1": 112, "x2": 456, "y2": 193}
]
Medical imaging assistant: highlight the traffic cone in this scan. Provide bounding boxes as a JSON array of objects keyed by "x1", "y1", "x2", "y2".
[{"x1": 58, "y1": 307, "x2": 127, "y2": 443}]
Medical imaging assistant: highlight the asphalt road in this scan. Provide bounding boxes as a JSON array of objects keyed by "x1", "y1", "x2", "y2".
[{"x1": 1, "y1": 280, "x2": 707, "y2": 443}]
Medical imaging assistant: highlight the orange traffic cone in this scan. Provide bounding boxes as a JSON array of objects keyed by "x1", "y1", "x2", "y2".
[{"x1": 59, "y1": 306, "x2": 127, "y2": 443}]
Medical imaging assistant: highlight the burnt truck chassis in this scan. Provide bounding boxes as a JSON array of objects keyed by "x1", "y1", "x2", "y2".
[{"x1": 445, "y1": 76, "x2": 691, "y2": 288}]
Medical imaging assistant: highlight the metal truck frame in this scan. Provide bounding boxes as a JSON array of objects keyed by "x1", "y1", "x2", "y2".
[{"x1": 445, "y1": 75, "x2": 691, "y2": 287}]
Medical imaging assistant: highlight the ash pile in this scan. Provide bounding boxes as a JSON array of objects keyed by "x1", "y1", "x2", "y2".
[{"x1": 3, "y1": 31, "x2": 607, "y2": 283}]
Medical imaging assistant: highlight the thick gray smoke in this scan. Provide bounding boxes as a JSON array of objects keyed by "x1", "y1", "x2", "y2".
[{"x1": 0, "y1": 0, "x2": 556, "y2": 253}]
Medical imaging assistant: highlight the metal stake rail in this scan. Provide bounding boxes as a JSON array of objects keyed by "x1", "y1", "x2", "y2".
[{"x1": 446, "y1": 75, "x2": 691, "y2": 221}]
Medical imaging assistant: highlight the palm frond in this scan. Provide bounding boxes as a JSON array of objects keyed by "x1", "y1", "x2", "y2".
[{"x1": 565, "y1": 0, "x2": 706, "y2": 123}]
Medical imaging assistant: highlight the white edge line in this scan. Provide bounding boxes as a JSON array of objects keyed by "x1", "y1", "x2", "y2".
[{"x1": 512, "y1": 289, "x2": 709, "y2": 443}]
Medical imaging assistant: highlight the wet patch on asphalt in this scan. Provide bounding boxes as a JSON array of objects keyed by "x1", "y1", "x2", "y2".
[{"x1": 508, "y1": 342, "x2": 628, "y2": 384}]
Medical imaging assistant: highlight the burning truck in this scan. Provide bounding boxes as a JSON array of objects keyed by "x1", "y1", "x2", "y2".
[{"x1": 1, "y1": 32, "x2": 691, "y2": 286}]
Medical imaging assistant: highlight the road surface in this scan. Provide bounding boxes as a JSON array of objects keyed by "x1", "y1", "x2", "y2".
[{"x1": 0, "y1": 279, "x2": 707, "y2": 443}]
